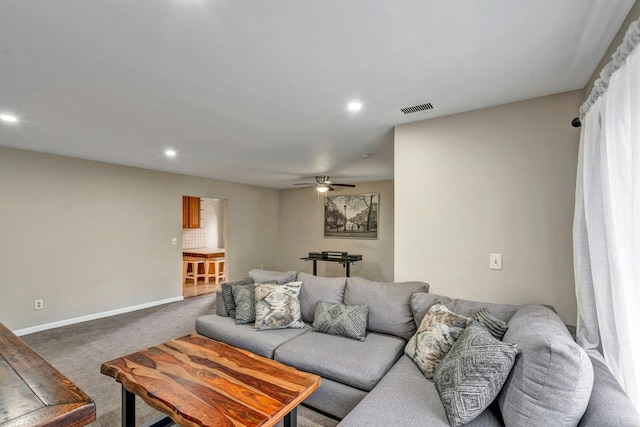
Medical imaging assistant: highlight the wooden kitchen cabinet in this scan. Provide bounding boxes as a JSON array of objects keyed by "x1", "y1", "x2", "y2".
[{"x1": 182, "y1": 196, "x2": 201, "y2": 228}]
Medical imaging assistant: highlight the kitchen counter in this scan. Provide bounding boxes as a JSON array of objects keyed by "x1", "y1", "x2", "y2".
[{"x1": 183, "y1": 247, "x2": 225, "y2": 258}]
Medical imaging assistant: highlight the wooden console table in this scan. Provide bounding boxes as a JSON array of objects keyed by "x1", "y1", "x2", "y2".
[{"x1": 0, "y1": 322, "x2": 96, "y2": 427}]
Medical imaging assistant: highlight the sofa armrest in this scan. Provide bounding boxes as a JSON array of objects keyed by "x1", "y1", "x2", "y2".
[
  {"x1": 215, "y1": 289, "x2": 229, "y2": 317},
  {"x1": 578, "y1": 355, "x2": 640, "y2": 426}
]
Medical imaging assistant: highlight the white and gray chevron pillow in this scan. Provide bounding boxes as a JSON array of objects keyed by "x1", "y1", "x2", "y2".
[
  {"x1": 232, "y1": 282, "x2": 257, "y2": 325},
  {"x1": 434, "y1": 322, "x2": 518, "y2": 426},
  {"x1": 312, "y1": 301, "x2": 368, "y2": 341}
]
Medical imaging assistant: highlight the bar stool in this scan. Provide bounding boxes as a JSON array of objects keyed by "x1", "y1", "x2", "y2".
[
  {"x1": 205, "y1": 257, "x2": 226, "y2": 286},
  {"x1": 183, "y1": 257, "x2": 205, "y2": 285}
]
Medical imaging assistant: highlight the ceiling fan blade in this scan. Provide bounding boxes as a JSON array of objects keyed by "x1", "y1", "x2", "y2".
[
  {"x1": 328, "y1": 186, "x2": 335, "y2": 191},
  {"x1": 295, "y1": 185, "x2": 315, "y2": 190},
  {"x1": 293, "y1": 183, "x2": 315, "y2": 185},
  {"x1": 332, "y1": 183, "x2": 356, "y2": 188}
]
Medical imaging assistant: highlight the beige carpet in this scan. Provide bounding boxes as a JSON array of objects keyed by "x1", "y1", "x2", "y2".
[{"x1": 21, "y1": 294, "x2": 338, "y2": 427}]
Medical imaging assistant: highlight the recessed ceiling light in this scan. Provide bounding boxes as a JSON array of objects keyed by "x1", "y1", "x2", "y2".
[
  {"x1": 165, "y1": 149, "x2": 177, "y2": 158},
  {"x1": 360, "y1": 153, "x2": 371, "y2": 159},
  {"x1": 347, "y1": 102, "x2": 362, "y2": 111},
  {"x1": 0, "y1": 113, "x2": 19, "y2": 123}
]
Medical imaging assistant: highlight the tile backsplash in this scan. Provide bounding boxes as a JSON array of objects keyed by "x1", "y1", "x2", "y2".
[{"x1": 183, "y1": 229, "x2": 207, "y2": 249}]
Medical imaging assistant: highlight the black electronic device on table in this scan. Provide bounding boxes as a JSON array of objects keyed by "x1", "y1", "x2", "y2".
[{"x1": 301, "y1": 251, "x2": 363, "y2": 277}]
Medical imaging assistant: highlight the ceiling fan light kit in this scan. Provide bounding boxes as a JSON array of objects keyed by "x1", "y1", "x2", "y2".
[{"x1": 294, "y1": 176, "x2": 357, "y2": 192}]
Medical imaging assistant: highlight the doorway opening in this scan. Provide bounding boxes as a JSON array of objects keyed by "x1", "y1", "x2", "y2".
[{"x1": 181, "y1": 196, "x2": 228, "y2": 298}]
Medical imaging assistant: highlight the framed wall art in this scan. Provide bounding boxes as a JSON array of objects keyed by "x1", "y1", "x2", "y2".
[{"x1": 324, "y1": 193, "x2": 379, "y2": 239}]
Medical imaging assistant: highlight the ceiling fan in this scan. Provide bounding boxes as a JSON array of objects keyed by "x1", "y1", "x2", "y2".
[{"x1": 293, "y1": 176, "x2": 356, "y2": 192}]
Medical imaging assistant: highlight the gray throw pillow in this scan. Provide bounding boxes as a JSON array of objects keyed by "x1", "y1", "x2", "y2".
[
  {"x1": 254, "y1": 282, "x2": 305, "y2": 331},
  {"x1": 232, "y1": 282, "x2": 256, "y2": 325},
  {"x1": 312, "y1": 301, "x2": 368, "y2": 341},
  {"x1": 434, "y1": 322, "x2": 518, "y2": 426},
  {"x1": 221, "y1": 277, "x2": 253, "y2": 319},
  {"x1": 472, "y1": 308, "x2": 508, "y2": 340},
  {"x1": 230, "y1": 279, "x2": 277, "y2": 323},
  {"x1": 405, "y1": 303, "x2": 471, "y2": 379}
]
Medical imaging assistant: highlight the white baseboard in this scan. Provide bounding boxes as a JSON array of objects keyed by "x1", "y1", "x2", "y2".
[{"x1": 13, "y1": 296, "x2": 185, "y2": 336}]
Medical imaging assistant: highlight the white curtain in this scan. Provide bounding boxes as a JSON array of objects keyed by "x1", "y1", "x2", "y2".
[{"x1": 574, "y1": 18, "x2": 640, "y2": 411}]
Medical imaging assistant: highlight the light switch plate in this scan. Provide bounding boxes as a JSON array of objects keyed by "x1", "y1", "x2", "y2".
[
  {"x1": 490, "y1": 253, "x2": 503, "y2": 270},
  {"x1": 171, "y1": 237, "x2": 177, "y2": 245}
]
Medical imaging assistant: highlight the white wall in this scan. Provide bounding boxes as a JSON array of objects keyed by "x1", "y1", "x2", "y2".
[
  {"x1": 202, "y1": 198, "x2": 224, "y2": 248},
  {"x1": 394, "y1": 91, "x2": 583, "y2": 325},
  {"x1": 0, "y1": 147, "x2": 279, "y2": 331},
  {"x1": 277, "y1": 180, "x2": 394, "y2": 281}
]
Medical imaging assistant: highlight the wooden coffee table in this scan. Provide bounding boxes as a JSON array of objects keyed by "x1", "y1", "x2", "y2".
[
  {"x1": 0, "y1": 322, "x2": 96, "y2": 427},
  {"x1": 101, "y1": 334, "x2": 321, "y2": 427}
]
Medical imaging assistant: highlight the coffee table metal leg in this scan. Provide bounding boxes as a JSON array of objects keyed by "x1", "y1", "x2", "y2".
[
  {"x1": 122, "y1": 387, "x2": 136, "y2": 427},
  {"x1": 284, "y1": 407, "x2": 297, "y2": 427}
]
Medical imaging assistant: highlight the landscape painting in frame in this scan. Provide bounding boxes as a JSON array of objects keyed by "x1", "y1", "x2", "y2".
[{"x1": 324, "y1": 193, "x2": 379, "y2": 239}]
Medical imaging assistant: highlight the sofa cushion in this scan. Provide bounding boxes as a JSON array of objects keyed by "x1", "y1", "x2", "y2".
[
  {"x1": 405, "y1": 303, "x2": 471, "y2": 379},
  {"x1": 345, "y1": 277, "x2": 430, "y2": 341},
  {"x1": 497, "y1": 305, "x2": 593, "y2": 427},
  {"x1": 249, "y1": 269, "x2": 298, "y2": 284},
  {"x1": 312, "y1": 301, "x2": 368, "y2": 341},
  {"x1": 274, "y1": 330, "x2": 404, "y2": 392},
  {"x1": 303, "y1": 376, "x2": 368, "y2": 420},
  {"x1": 195, "y1": 315, "x2": 311, "y2": 358},
  {"x1": 298, "y1": 272, "x2": 346, "y2": 323},
  {"x1": 411, "y1": 292, "x2": 521, "y2": 326},
  {"x1": 254, "y1": 282, "x2": 304, "y2": 330},
  {"x1": 434, "y1": 322, "x2": 518, "y2": 426},
  {"x1": 220, "y1": 277, "x2": 253, "y2": 318},
  {"x1": 578, "y1": 355, "x2": 640, "y2": 427},
  {"x1": 338, "y1": 356, "x2": 503, "y2": 427},
  {"x1": 472, "y1": 308, "x2": 508, "y2": 340}
]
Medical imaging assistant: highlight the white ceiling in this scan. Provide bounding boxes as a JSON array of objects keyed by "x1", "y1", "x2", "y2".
[{"x1": 0, "y1": 1, "x2": 634, "y2": 189}]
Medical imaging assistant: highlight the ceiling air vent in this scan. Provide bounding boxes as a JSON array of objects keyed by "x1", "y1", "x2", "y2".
[{"x1": 399, "y1": 102, "x2": 434, "y2": 115}]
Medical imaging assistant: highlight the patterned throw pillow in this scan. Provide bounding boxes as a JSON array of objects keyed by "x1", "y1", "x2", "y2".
[
  {"x1": 405, "y1": 303, "x2": 471, "y2": 380},
  {"x1": 232, "y1": 282, "x2": 256, "y2": 325},
  {"x1": 231, "y1": 279, "x2": 278, "y2": 324},
  {"x1": 472, "y1": 308, "x2": 508, "y2": 340},
  {"x1": 221, "y1": 278, "x2": 253, "y2": 319},
  {"x1": 434, "y1": 322, "x2": 518, "y2": 426},
  {"x1": 254, "y1": 282, "x2": 305, "y2": 330},
  {"x1": 312, "y1": 301, "x2": 368, "y2": 341}
]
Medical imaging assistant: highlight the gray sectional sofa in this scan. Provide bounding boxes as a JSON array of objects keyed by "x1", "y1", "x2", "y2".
[{"x1": 195, "y1": 270, "x2": 640, "y2": 427}]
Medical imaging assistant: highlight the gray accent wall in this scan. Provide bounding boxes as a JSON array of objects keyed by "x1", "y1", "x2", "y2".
[
  {"x1": 0, "y1": 147, "x2": 279, "y2": 331},
  {"x1": 394, "y1": 91, "x2": 583, "y2": 325},
  {"x1": 277, "y1": 181, "x2": 394, "y2": 281}
]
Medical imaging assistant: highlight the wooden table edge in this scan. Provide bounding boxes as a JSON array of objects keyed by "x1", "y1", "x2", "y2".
[
  {"x1": 1, "y1": 397, "x2": 96, "y2": 427},
  {"x1": 0, "y1": 322, "x2": 96, "y2": 427}
]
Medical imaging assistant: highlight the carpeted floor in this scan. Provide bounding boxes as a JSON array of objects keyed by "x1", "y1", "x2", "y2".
[{"x1": 21, "y1": 294, "x2": 338, "y2": 427}]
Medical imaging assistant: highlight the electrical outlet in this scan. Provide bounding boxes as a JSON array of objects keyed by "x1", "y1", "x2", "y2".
[
  {"x1": 260, "y1": 264, "x2": 264, "y2": 270},
  {"x1": 34, "y1": 299, "x2": 44, "y2": 310}
]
